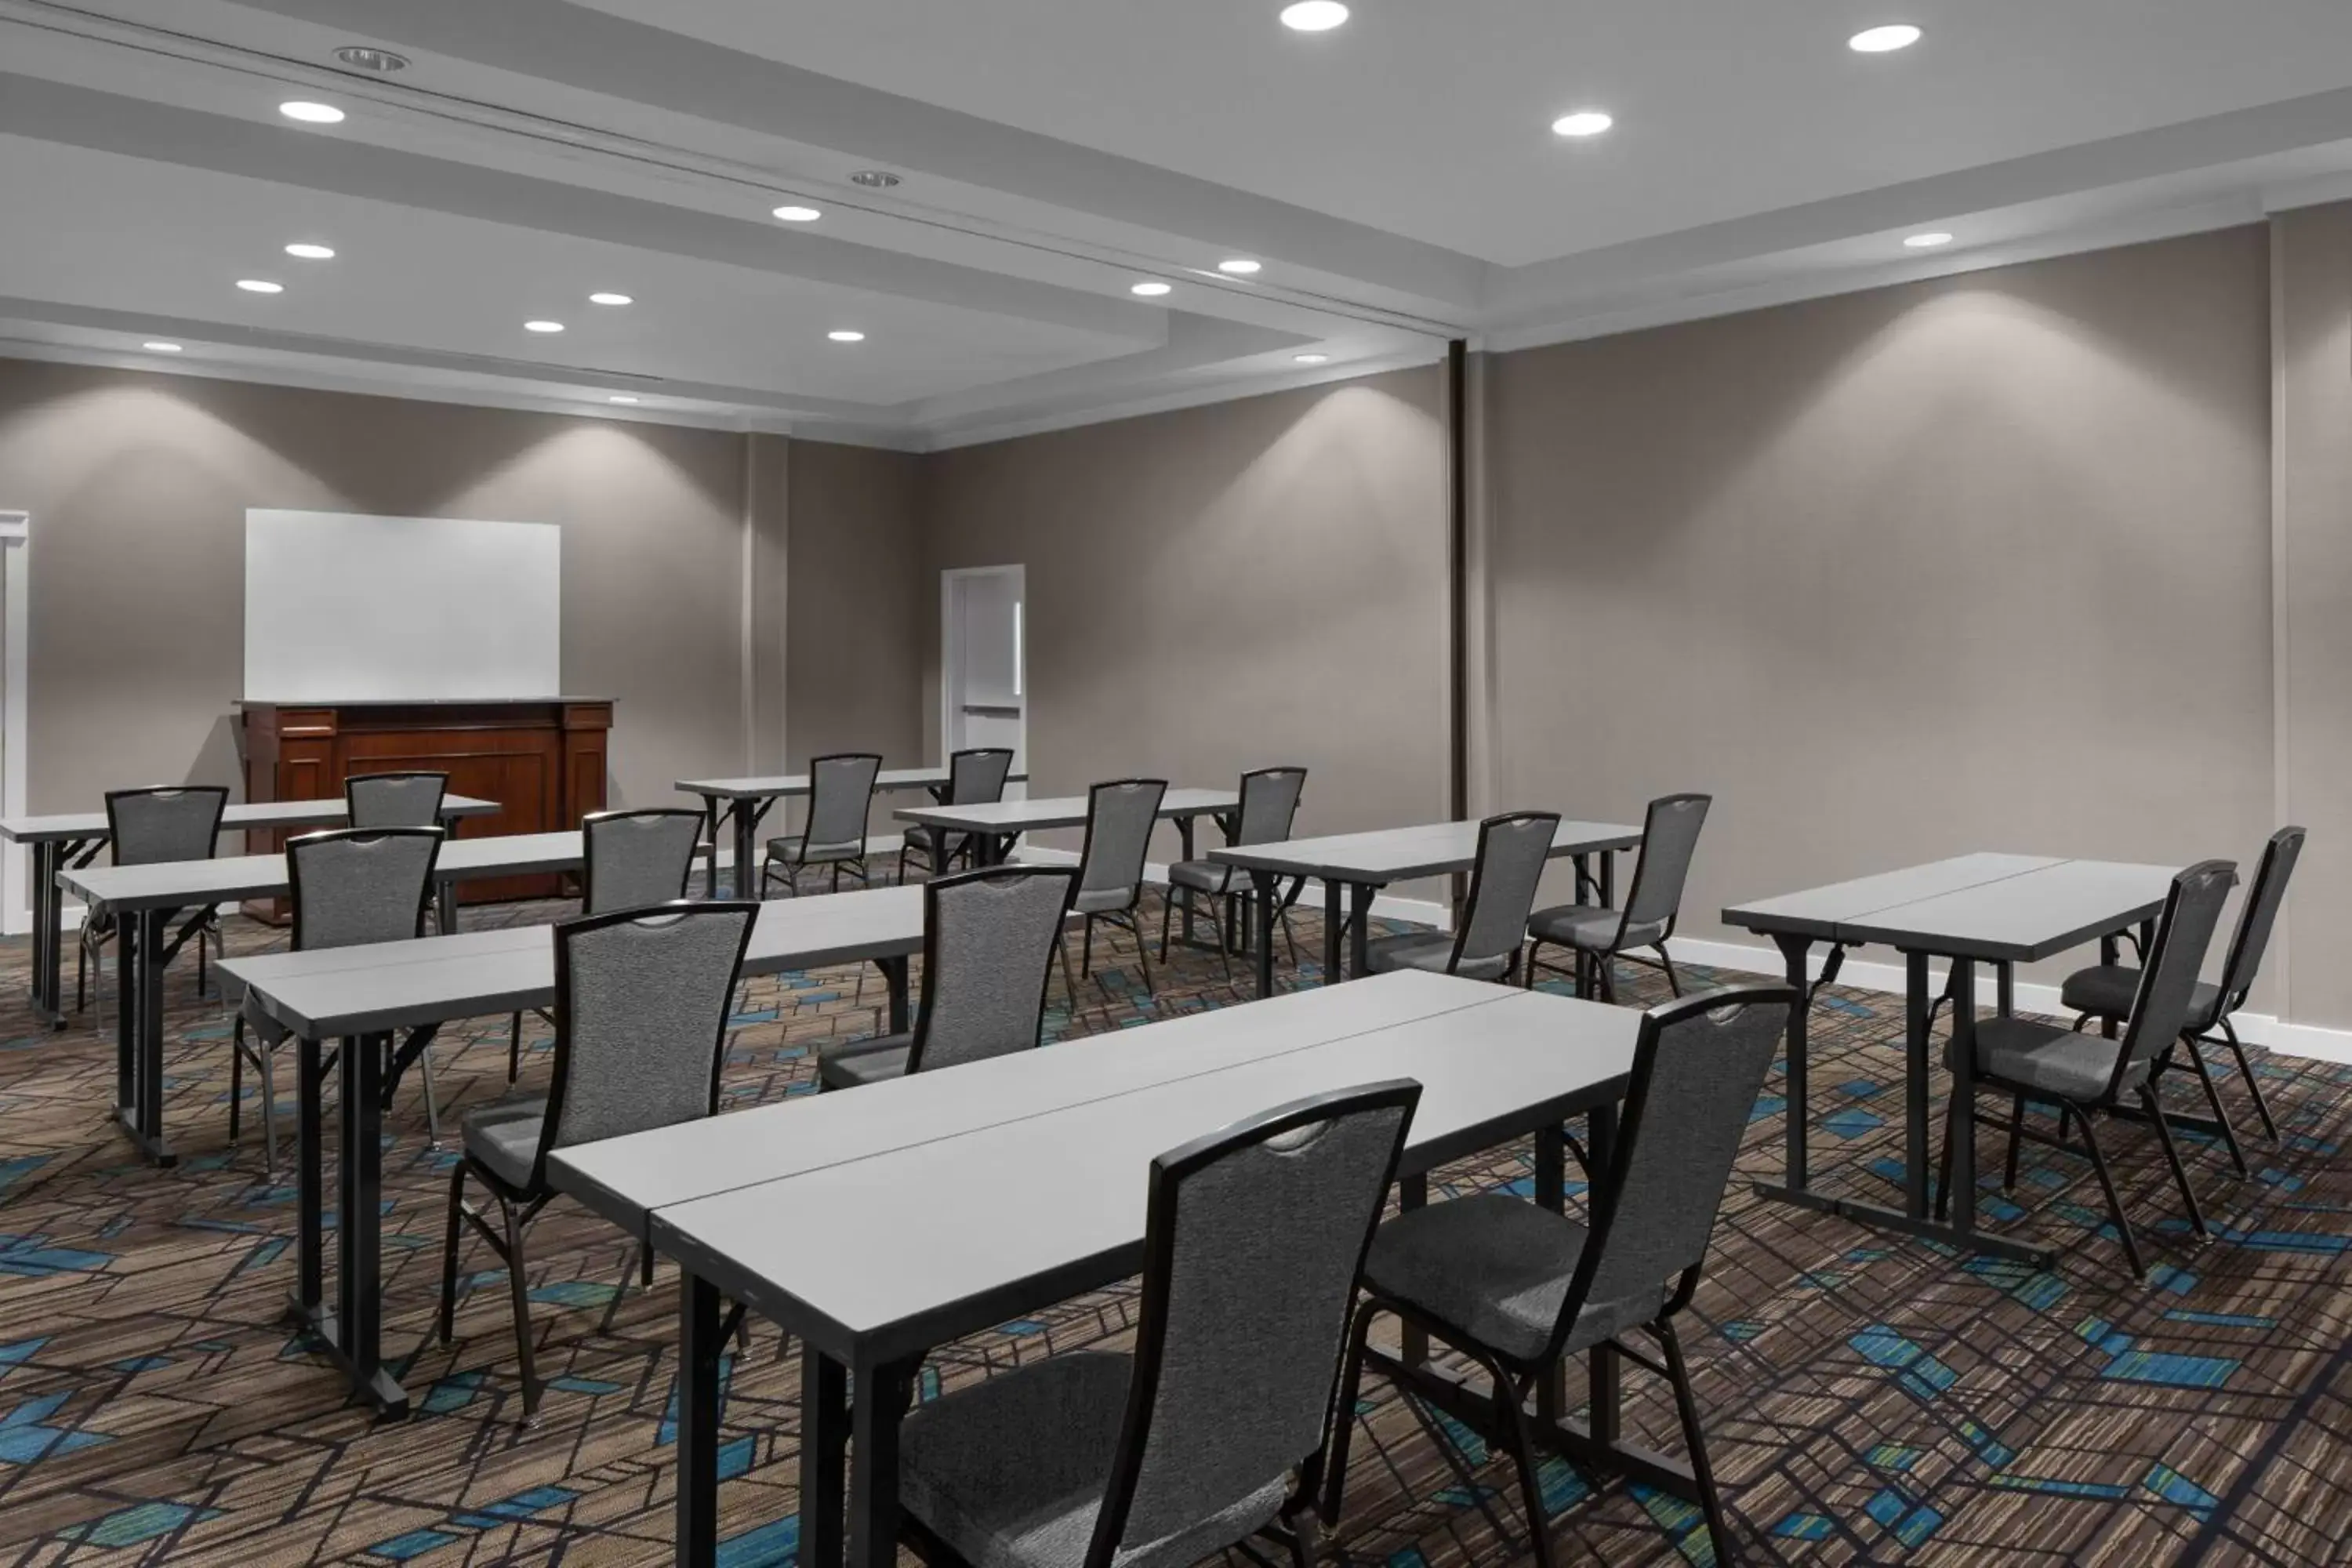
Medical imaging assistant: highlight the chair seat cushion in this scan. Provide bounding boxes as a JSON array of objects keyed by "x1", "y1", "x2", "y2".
[
  {"x1": 1527, "y1": 904, "x2": 1665, "y2": 954},
  {"x1": 1072, "y1": 886, "x2": 1134, "y2": 915},
  {"x1": 1167, "y1": 859, "x2": 1240, "y2": 895},
  {"x1": 463, "y1": 1099, "x2": 547, "y2": 1189},
  {"x1": 2060, "y1": 964, "x2": 2223, "y2": 1033},
  {"x1": 1363, "y1": 1193, "x2": 1590, "y2": 1364},
  {"x1": 1364, "y1": 932, "x2": 1508, "y2": 983},
  {"x1": 1953, "y1": 1016, "x2": 2125, "y2": 1102},
  {"x1": 768, "y1": 835, "x2": 868, "y2": 866},
  {"x1": 818, "y1": 1033, "x2": 913, "y2": 1090},
  {"x1": 898, "y1": 1350, "x2": 1130, "y2": 1568}
]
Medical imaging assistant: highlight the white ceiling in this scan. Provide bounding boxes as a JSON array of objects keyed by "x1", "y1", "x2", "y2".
[{"x1": 5, "y1": 0, "x2": 2352, "y2": 445}]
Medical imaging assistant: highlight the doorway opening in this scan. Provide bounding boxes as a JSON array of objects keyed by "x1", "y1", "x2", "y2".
[{"x1": 940, "y1": 565, "x2": 1025, "y2": 792}]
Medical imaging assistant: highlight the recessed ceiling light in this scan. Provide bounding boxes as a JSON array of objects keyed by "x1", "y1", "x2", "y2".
[
  {"x1": 850, "y1": 170, "x2": 901, "y2": 189},
  {"x1": 333, "y1": 45, "x2": 408, "y2": 73},
  {"x1": 235, "y1": 278, "x2": 283, "y2": 293},
  {"x1": 1904, "y1": 231, "x2": 1955, "y2": 248},
  {"x1": 143, "y1": 341, "x2": 183, "y2": 353},
  {"x1": 1551, "y1": 110, "x2": 1614, "y2": 138},
  {"x1": 1294, "y1": 353, "x2": 1330, "y2": 365},
  {"x1": 278, "y1": 100, "x2": 345, "y2": 124},
  {"x1": 828, "y1": 329, "x2": 866, "y2": 343},
  {"x1": 1218, "y1": 259, "x2": 1263, "y2": 275},
  {"x1": 1279, "y1": 2, "x2": 1349, "y2": 31},
  {"x1": 524, "y1": 320, "x2": 564, "y2": 333},
  {"x1": 284, "y1": 242, "x2": 335, "y2": 260},
  {"x1": 589, "y1": 292, "x2": 633, "y2": 306},
  {"x1": 608, "y1": 394, "x2": 640, "y2": 405},
  {"x1": 772, "y1": 205, "x2": 822, "y2": 222},
  {"x1": 1131, "y1": 281, "x2": 1173, "y2": 296},
  {"x1": 1849, "y1": 24, "x2": 1922, "y2": 53}
]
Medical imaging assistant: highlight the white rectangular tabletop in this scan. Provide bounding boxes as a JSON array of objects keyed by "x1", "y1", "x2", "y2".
[
  {"x1": 552, "y1": 970, "x2": 1504, "y2": 1240},
  {"x1": 1209, "y1": 817, "x2": 1643, "y2": 884},
  {"x1": 1724, "y1": 854, "x2": 2178, "y2": 962},
  {"x1": 677, "y1": 768, "x2": 1029, "y2": 801},
  {"x1": 220, "y1": 883, "x2": 924, "y2": 1040},
  {"x1": 0, "y1": 793, "x2": 501, "y2": 845},
  {"x1": 644, "y1": 979, "x2": 1640, "y2": 1362},
  {"x1": 895, "y1": 787, "x2": 1238, "y2": 834},
  {"x1": 60, "y1": 829, "x2": 591, "y2": 913}
]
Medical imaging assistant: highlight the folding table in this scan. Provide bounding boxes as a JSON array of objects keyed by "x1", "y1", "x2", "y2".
[{"x1": 677, "y1": 768, "x2": 1030, "y2": 897}]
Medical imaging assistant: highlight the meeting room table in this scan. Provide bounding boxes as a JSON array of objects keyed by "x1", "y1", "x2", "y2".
[
  {"x1": 0, "y1": 792, "x2": 499, "y2": 1029},
  {"x1": 676, "y1": 767, "x2": 1031, "y2": 898},
  {"x1": 1209, "y1": 816, "x2": 1645, "y2": 999},
  {"x1": 895, "y1": 786, "x2": 1238, "y2": 872},
  {"x1": 1722, "y1": 852, "x2": 2179, "y2": 1267},
  {"x1": 549, "y1": 970, "x2": 1677, "y2": 1568}
]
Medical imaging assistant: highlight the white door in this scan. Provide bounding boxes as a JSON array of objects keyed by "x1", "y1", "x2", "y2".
[{"x1": 943, "y1": 566, "x2": 1026, "y2": 787}]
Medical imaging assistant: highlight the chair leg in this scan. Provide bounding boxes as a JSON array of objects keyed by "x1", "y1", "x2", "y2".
[
  {"x1": 2218, "y1": 1018, "x2": 2279, "y2": 1142},
  {"x1": 599, "y1": 1241, "x2": 648, "y2": 1334},
  {"x1": 2178, "y1": 1037, "x2": 2248, "y2": 1177},
  {"x1": 1130, "y1": 913, "x2": 1156, "y2": 997},
  {"x1": 1478, "y1": 1353, "x2": 1559, "y2": 1568},
  {"x1": 1655, "y1": 944, "x2": 1684, "y2": 998},
  {"x1": 2074, "y1": 1108, "x2": 2146, "y2": 1279},
  {"x1": 1934, "y1": 1089, "x2": 1960, "y2": 1223},
  {"x1": 1657, "y1": 1319, "x2": 1736, "y2": 1567},
  {"x1": 437, "y1": 1163, "x2": 468, "y2": 1344},
  {"x1": 2002, "y1": 1094, "x2": 2025, "y2": 1191},
  {"x1": 418, "y1": 1042, "x2": 444, "y2": 1149},
  {"x1": 1523, "y1": 939, "x2": 1542, "y2": 990},
  {"x1": 1080, "y1": 915, "x2": 1096, "y2": 979},
  {"x1": 500, "y1": 1196, "x2": 543, "y2": 1423},
  {"x1": 2140, "y1": 1086, "x2": 2209, "y2": 1239},
  {"x1": 257, "y1": 1038, "x2": 279, "y2": 1181},
  {"x1": 506, "y1": 1011, "x2": 523, "y2": 1083},
  {"x1": 1157, "y1": 887, "x2": 1174, "y2": 962},
  {"x1": 1055, "y1": 929, "x2": 1081, "y2": 1009},
  {"x1": 1319, "y1": 1303, "x2": 1377, "y2": 1525}
]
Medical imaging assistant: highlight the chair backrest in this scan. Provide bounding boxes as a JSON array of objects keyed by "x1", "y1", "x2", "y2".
[
  {"x1": 2215, "y1": 827, "x2": 2305, "y2": 1013},
  {"x1": 105, "y1": 786, "x2": 227, "y2": 866},
  {"x1": 1087, "y1": 1080, "x2": 1421, "y2": 1568},
  {"x1": 2109, "y1": 859, "x2": 2239, "y2": 1096},
  {"x1": 1231, "y1": 767, "x2": 1308, "y2": 848},
  {"x1": 286, "y1": 827, "x2": 444, "y2": 952},
  {"x1": 1548, "y1": 983, "x2": 1792, "y2": 1360},
  {"x1": 946, "y1": 747, "x2": 1016, "y2": 808},
  {"x1": 534, "y1": 902, "x2": 758, "y2": 1186},
  {"x1": 802, "y1": 753, "x2": 882, "y2": 855},
  {"x1": 1450, "y1": 811, "x2": 1559, "y2": 971},
  {"x1": 583, "y1": 808, "x2": 704, "y2": 914},
  {"x1": 906, "y1": 866, "x2": 1077, "y2": 1074},
  {"x1": 1077, "y1": 779, "x2": 1167, "y2": 908},
  {"x1": 1617, "y1": 793, "x2": 1711, "y2": 938},
  {"x1": 345, "y1": 771, "x2": 448, "y2": 830}
]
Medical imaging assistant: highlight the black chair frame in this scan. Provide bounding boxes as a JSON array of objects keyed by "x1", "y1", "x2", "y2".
[
  {"x1": 1523, "y1": 792, "x2": 1709, "y2": 1003},
  {"x1": 898, "y1": 747, "x2": 1017, "y2": 882},
  {"x1": 1064, "y1": 779, "x2": 1167, "y2": 1001},
  {"x1": 761, "y1": 752, "x2": 883, "y2": 897},
  {"x1": 79, "y1": 785, "x2": 230, "y2": 1029}
]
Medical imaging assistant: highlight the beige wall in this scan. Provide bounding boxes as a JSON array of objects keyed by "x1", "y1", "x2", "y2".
[
  {"x1": 786, "y1": 439, "x2": 925, "y2": 769},
  {"x1": 0, "y1": 360, "x2": 759, "y2": 814},
  {"x1": 918, "y1": 368, "x2": 1450, "y2": 865},
  {"x1": 1484, "y1": 226, "x2": 2278, "y2": 988}
]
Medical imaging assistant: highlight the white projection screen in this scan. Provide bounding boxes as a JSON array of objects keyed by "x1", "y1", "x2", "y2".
[{"x1": 243, "y1": 510, "x2": 561, "y2": 702}]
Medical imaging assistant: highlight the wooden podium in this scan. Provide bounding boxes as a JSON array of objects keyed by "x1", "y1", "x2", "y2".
[{"x1": 237, "y1": 698, "x2": 612, "y2": 916}]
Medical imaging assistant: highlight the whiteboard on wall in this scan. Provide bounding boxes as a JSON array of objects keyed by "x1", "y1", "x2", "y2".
[{"x1": 243, "y1": 510, "x2": 561, "y2": 701}]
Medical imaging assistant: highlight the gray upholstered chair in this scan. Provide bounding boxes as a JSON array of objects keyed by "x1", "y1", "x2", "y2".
[
  {"x1": 506, "y1": 808, "x2": 710, "y2": 1083},
  {"x1": 1936, "y1": 859, "x2": 2238, "y2": 1281},
  {"x1": 2058, "y1": 826, "x2": 2303, "y2": 1161},
  {"x1": 1525, "y1": 793, "x2": 1710, "y2": 1002},
  {"x1": 80, "y1": 785, "x2": 230, "y2": 1031},
  {"x1": 345, "y1": 771, "x2": 449, "y2": 829},
  {"x1": 438, "y1": 901, "x2": 758, "y2": 1422},
  {"x1": 895, "y1": 1079, "x2": 1420, "y2": 1568},
  {"x1": 1158, "y1": 765, "x2": 1308, "y2": 978},
  {"x1": 1063, "y1": 778, "x2": 1167, "y2": 998},
  {"x1": 1363, "y1": 811, "x2": 1557, "y2": 983},
  {"x1": 230, "y1": 826, "x2": 445, "y2": 1175},
  {"x1": 763, "y1": 752, "x2": 882, "y2": 896},
  {"x1": 900, "y1": 747, "x2": 1016, "y2": 881},
  {"x1": 818, "y1": 864, "x2": 1076, "y2": 1090},
  {"x1": 1324, "y1": 985, "x2": 1791, "y2": 1568}
]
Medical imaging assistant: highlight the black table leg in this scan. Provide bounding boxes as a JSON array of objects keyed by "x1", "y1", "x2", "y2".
[
  {"x1": 1534, "y1": 1123, "x2": 1566, "y2": 1424},
  {"x1": 1323, "y1": 877, "x2": 1343, "y2": 986},
  {"x1": 27, "y1": 840, "x2": 67, "y2": 1027},
  {"x1": 1178, "y1": 815, "x2": 1198, "y2": 946},
  {"x1": 848, "y1": 1358, "x2": 916, "y2": 1568},
  {"x1": 111, "y1": 906, "x2": 176, "y2": 1166},
  {"x1": 333, "y1": 1031, "x2": 405, "y2": 1412},
  {"x1": 677, "y1": 1269, "x2": 724, "y2": 1567},
  {"x1": 1348, "y1": 882, "x2": 1374, "y2": 979},
  {"x1": 1947, "y1": 957, "x2": 1978, "y2": 1235},
  {"x1": 292, "y1": 1034, "x2": 325, "y2": 1319},
  {"x1": 734, "y1": 800, "x2": 762, "y2": 899},
  {"x1": 797, "y1": 1343, "x2": 848, "y2": 1568},
  {"x1": 877, "y1": 956, "x2": 911, "y2": 1034},
  {"x1": 1599, "y1": 848, "x2": 1617, "y2": 909},
  {"x1": 1778, "y1": 933, "x2": 1811, "y2": 1191},
  {"x1": 1585, "y1": 1102, "x2": 1622, "y2": 1445},
  {"x1": 1904, "y1": 951, "x2": 1931, "y2": 1219},
  {"x1": 1251, "y1": 869, "x2": 1278, "y2": 999},
  {"x1": 2099, "y1": 933, "x2": 2120, "y2": 1039},
  {"x1": 1397, "y1": 1172, "x2": 1429, "y2": 1370},
  {"x1": 435, "y1": 877, "x2": 460, "y2": 936}
]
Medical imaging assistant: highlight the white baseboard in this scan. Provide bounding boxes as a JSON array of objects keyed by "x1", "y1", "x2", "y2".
[{"x1": 1661, "y1": 935, "x2": 2352, "y2": 1066}]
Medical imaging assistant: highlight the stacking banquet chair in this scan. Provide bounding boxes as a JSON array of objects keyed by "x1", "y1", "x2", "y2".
[
  {"x1": 1935, "y1": 859, "x2": 2238, "y2": 1281},
  {"x1": 2058, "y1": 826, "x2": 2303, "y2": 1162},
  {"x1": 763, "y1": 752, "x2": 883, "y2": 896},
  {"x1": 1524, "y1": 793, "x2": 1710, "y2": 1002},
  {"x1": 1158, "y1": 765, "x2": 1308, "y2": 979},
  {"x1": 1064, "y1": 779, "x2": 1167, "y2": 998},
  {"x1": 1323, "y1": 985, "x2": 1793, "y2": 1568},
  {"x1": 230, "y1": 827, "x2": 445, "y2": 1175},
  {"x1": 1363, "y1": 811, "x2": 1558, "y2": 983},
  {"x1": 345, "y1": 770, "x2": 450, "y2": 829},
  {"x1": 819, "y1": 864, "x2": 1076, "y2": 1090},
  {"x1": 441, "y1": 901, "x2": 758, "y2": 1423},
  {"x1": 506, "y1": 808, "x2": 709, "y2": 1083},
  {"x1": 80, "y1": 785, "x2": 230, "y2": 1031},
  {"x1": 899, "y1": 746, "x2": 1016, "y2": 881},
  {"x1": 891, "y1": 1080, "x2": 1421, "y2": 1568}
]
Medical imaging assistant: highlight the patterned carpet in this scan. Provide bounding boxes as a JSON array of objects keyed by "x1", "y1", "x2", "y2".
[{"x1": 0, "y1": 890, "x2": 2348, "y2": 1566}]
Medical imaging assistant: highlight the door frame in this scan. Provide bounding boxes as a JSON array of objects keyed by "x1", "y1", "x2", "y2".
[{"x1": 938, "y1": 564, "x2": 1026, "y2": 771}]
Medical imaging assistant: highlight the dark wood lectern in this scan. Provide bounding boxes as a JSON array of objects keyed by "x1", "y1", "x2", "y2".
[{"x1": 237, "y1": 698, "x2": 612, "y2": 917}]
